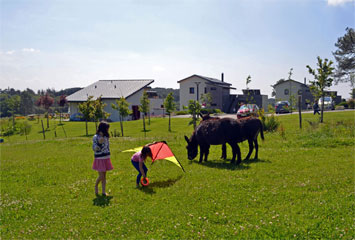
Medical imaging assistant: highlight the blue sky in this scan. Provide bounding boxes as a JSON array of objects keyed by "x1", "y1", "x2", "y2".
[{"x1": 1, "y1": 0, "x2": 354, "y2": 98}]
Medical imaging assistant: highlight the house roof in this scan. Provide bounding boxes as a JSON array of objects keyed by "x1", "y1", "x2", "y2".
[
  {"x1": 177, "y1": 74, "x2": 233, "y2": 86},
  {"x1": 67, "y1": 79, "x2": 154, "y2": 102},
  {"x1": 273, "y1": 79, "x2": 307, "y2": 87}
]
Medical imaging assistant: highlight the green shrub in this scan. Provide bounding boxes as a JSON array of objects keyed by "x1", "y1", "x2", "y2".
[
  {"x1": 259, "y1": 109, "x2": 280, "y2": 132},
  {"x1": 175, "y1": 110, "x2": 188, "y2": 115},
  {"x1": 347, "y1": 99, "x2": 354, "y2": 109}
]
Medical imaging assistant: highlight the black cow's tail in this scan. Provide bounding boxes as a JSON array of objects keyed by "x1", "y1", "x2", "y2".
[{"x1": 260, "y1": 120, "x2": 265, "y2": 141}]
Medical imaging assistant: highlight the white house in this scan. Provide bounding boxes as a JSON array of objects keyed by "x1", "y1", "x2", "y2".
[
  {"x1": 67, "y1": 79, "x2": 164, "y2": 122},
  {"x1": 178, "y1": 74, "x2": 236, "y2": 112},
  {"x1": 273, "y1": 79, "x2": 314, "y2": 109}
]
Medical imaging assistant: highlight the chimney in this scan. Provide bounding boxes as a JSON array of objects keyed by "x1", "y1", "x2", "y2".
[
  {"x1": 221, "y1": 73, "x2": 224, "y2": 82},
  {"x1": 304, "y1": 77, "x2": 306, "y2": 85}
]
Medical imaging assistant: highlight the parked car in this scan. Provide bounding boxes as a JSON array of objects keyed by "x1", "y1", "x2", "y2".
[
  {"x1": 275, "y1": 101, "x2": 290, "y2": 114},
  {"x1": 69, "y1": 112, "x2": 83, "y2": 121},
  {"x1": 318, "y1": 96, "x2": 335, "y2": 110},
  {"x1": 237, "y1": 104, "x2": 259, "y2": 119}
]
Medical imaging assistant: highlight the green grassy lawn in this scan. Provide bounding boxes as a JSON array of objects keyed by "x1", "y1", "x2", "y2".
[{"x1": 1, "y1": 111, "x2": 354, "y2": 239}]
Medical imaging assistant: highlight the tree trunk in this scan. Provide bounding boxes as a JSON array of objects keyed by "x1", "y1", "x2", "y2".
[
  {"x1": 46, "y1": 112, "x2": 49, "y2": 129},
  {"x1": 60, "y1": 108, "x2": 62, "y2": 124},
  {"x1": 298, "y1": 96, "x2": 302, "y2": 129},
  {"x1": 85, "y1": 120, "x2": 88, "y2": 136},
  {"x1": 143, "y1": 114, "x2": 146, "y2": 132},
  {"x1": 41, "y1": 120, "x2": 46, "y2": 140},
  {"x1": 320, "y1": 95, "x2": 324, "y2": 123},
  {"x1": 12, "y1": 111, "x2": 15, "y2": 128},
  {"x1": 168, "y1": 113, "x2": 171, "y2": 132},
  {"x1": 120, "y1": 116, "x2": 124, "y2": 137}
]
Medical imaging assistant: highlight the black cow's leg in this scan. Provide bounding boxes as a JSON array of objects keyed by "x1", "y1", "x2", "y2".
[
  {"x1": 254, "y1": 138, "x2": 259, "y2": 159},
  {"x1": 204, "y1": 145, "x2": 210, "y2": 162},
  {"x1": 244, "y1": 139, "x2": 254, "y2": 160},
  {"x1": 230, "y1": 142, "x2": 241, "y2": 164},
  {"x1": 199, "y1": 145, "x2": 204, "y2": 163},
  {"x1": 221, "y1": 144, "x2": 227, "y2": 160}
]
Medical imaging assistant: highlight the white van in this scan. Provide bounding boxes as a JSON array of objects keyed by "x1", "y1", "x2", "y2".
[{"x1": 318, "y1": 96, "x2": 335, "y2": 110}]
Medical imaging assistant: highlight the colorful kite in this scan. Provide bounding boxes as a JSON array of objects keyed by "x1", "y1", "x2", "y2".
[{"x1": 123, "y1": 141, "x2": 185, "y2": 172}]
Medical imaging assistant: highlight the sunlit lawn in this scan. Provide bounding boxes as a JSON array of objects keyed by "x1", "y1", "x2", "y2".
[{"x1": 1, "y1": 111, "x2": 354, "y2": 238}]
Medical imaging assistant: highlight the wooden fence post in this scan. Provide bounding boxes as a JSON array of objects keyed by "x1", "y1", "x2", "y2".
[
  {"x1": 298, "y1": 96, "x2": 302, "y2": 129},
  {"x1": 41, "y1": 120, "x2": 46, "y2": 140}
]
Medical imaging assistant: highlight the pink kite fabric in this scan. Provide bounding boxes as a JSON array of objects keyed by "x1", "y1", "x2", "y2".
[
  {"x1": 149, "y1": 142, "x2": 174, "y2": 162},
  {"x1": 92, "y1": 157, "x2": 113, "y2": 172}
]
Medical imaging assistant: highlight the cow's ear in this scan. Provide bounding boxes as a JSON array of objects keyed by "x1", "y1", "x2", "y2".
[{"x1": 184, "y1": 136, "x2": 189, "y2": 143}]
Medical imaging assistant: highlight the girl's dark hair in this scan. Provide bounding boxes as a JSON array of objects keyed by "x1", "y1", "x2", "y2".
[
  {"x1": 97, "y1": 121, "x2": 110, "y2": 137},
  {"x1": 141, "y1": 146, "x2": 152, "y2": 158}
]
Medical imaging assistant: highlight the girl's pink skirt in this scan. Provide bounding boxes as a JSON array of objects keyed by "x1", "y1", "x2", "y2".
[{"x1": 92, "y1": 157, "x2": 113, "y2": 172}]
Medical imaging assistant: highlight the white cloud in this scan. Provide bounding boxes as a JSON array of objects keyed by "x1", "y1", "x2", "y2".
[
  {"x1": 327, "y1": 0, "x2": 354, "y2": 6},
  {"x1": 22, "y1": 48, "x2": 40, "y2": 53}
]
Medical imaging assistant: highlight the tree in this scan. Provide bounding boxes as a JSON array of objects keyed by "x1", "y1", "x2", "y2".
[
  {"x1": 78, "y1": 96, "x2": 94, "y2": 136},
  {"x1": 92, "y1": 96, "x2": 110, "y2": 130},
  {"x1": 58, "y1": 95, "x2": 67, "y2": 124},
  {"x1": 246, "y1": 75, "x2": 252, "y2": 89},
  {"x1": 20, "y1": 91, "x2": 33, "y2": 116},
  {"x1": 8, "y1": 95, "x2": 21, "y2": 127},
  {"x1": 112, "y1": 97, "x2": 131, "y2": 137},
  {"x1": 306, "y1": 57, "x2": 335, "y2": 123},
  {"x1": 332, "y1": 27, "x2": 355, "y2": 88},
  {"x1": 185, "y1": 100, "x2": 201, "y2": 129},
  {"x1": 36, "y1": 93, "x2": 54, "y2": 129},
  {"x1": 200, "y1": 93, "x2": 212, "y2": 110},
  {"x1": 164, "y1": 92, "x2": 176, "y2": 132},
  {"x1": 139, "y1": 91, "x2": 150, "y2": 134}
]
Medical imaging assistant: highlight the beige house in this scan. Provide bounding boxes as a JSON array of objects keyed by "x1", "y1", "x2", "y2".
[
  {"x1": 273, "y1": 79, "x2": 314, "y2": 109},
  {"x1": 67, "y1": 79, "x2": 164, "y2": 122},
  {"x1": 177, "y1": 74, "x2": 235, "y2": 112}
]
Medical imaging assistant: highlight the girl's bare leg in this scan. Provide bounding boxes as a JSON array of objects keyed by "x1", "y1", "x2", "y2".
[
  {"x1": 101, "y1": 172, "x2": 107, "y2": 195},
  {"x1": 95, "y1": 172, "x2": 103, "y2": 195}
]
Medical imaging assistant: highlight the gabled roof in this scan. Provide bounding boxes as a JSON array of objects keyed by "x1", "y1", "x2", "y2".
[
  {"x1": 177, "y1": 74, "x2": 232, "y2": 86},
  {"x1": 67, "y1": 79, "x2": 154, "y2": 102},
  {"x1": 273, "y1": 79, "x2": 307, "y2": 87}
]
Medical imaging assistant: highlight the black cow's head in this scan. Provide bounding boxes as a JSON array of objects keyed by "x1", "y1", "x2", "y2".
[{"x1": 184, "y1": 136, "x2": 198, "y2": 160}]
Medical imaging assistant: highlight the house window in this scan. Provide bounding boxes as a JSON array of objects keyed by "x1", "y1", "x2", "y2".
[
  {"x1": 204, "y1": 87, "x2": 207, "y2": 94},
  {"x1": 211, "y1": 87, "x2": 216, "y2": 91},
  {"x1": 298, "y1": 90, "x2": 302, "y2": 95},
  {"x1": 284, "y1": 89, "x2": 289, "y2": 95},
  {"x1": 211, "y1": 103, "x2": 217, "y2": 106},
  {"x1": 189, "y1": 87, "x2": 194, "y2": 94}
]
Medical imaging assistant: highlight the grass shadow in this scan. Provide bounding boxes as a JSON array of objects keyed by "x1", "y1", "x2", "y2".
[
  {"x1": 201, "y1": 159, "x2": 250, "y2": 170},
  {"x1": 92, "y1": 195, "x2": 113, "y2": 207},
  {"x1": 242, "y1": 158, "x2": 271, "y2": 165},
  {"x1": 79, "y1": 134, "x2": 95, "y2": 137},
  {"x1": 139, "y1": 175, "x2": 183, "y2": 195}
]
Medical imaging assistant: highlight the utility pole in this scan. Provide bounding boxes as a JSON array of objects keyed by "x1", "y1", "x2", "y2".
[{"x1": 195, "y1": 82, "x2": 201, "y2": 102}]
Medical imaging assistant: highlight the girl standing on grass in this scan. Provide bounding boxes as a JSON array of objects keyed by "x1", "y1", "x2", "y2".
[
  {"x1": 92, "y1": 121, "x2": 113, "y2": 196},
  {"x1": 131, "y1": 145, "x2": 152, "y2": 188}
]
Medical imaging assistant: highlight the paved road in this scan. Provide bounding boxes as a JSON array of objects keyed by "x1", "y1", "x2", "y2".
[{"x1": 173, "y1": 109, "x2": 355, "y2": 119}]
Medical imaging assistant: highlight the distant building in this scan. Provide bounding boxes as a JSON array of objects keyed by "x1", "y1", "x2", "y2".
[
  {"x1": 177, "y1": 74, "x2": 236, "y2": 112},
  {"x1": 67, "y1": 79, "x2": 164, "y2": 122},
  {"x1": 235, "y1": 89, "x2": 269, "y2": 112},
  {"x1": 273, "y1": 79, "x2": 342, "y2": 109},
  {"x1": 273, "y1": 79, "x2": 314, "y2": 110}
]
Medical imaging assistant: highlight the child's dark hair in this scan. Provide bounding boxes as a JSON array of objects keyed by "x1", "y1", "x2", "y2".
[
  {"x1": 141, "y1": 146, "x2": 152, "y2": 159},
  {"x1": 97, "y1": 121, "x2": 110, "y2": 137}
]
